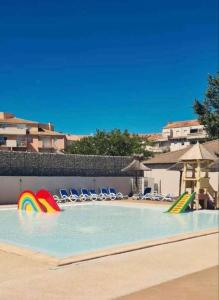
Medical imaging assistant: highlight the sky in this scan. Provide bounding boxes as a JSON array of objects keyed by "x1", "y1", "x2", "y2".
[{"x1": 0, "y1": 0, "x2": 218, "y2": 134}]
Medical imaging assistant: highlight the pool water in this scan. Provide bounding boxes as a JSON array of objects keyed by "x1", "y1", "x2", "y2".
[{"x1": 0, "y1": 203, "x2": 218, "y2": 258}]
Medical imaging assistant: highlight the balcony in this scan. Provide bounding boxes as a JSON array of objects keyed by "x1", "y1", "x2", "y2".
[
  {"x1": 38, "y1": 141, "x2": 55, "y2": 153},
  {"x1": 16, "y1": 141, "x2": 28, "y2": 148},
  {"x1": 0, "y1": 127, "x2": 27, "y2": 135},
  {"x1": 0, "y1": 140, "x2": 27, "y2": 151},
  {"x1": 187, "y1": 132, "x2": 207, "y2": 140},
  {"x1": 145, "y1": 145, "x2": 170, "y2": 153}
]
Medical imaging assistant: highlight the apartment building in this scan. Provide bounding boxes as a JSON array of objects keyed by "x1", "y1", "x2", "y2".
[
  {"x1": 0, "y1": 112, "x2": 66, "y2": 152},
  {"x1": 145, "y1": 120, "x2": 207, "y2": 153},
  {"x1": 65, "y1": 134, "x2": 91, "y2": 147}
]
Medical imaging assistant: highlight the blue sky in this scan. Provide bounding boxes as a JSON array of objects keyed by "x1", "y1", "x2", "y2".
[{"x1": 0, "y1": 0, "x2": 218, "y2": 134}]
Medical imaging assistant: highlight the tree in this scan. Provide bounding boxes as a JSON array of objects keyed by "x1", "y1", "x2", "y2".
[
  {"x1": 193, "y1": 73, "x2": 219, "y2": 140},
  {"x1": 65, "y1": 129, "x2": 153, "y2": 158}
]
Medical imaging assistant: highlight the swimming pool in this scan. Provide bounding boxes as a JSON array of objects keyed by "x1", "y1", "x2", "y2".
[{"x1": 0, "y1": 203, "x2": 218, "y2": 258}]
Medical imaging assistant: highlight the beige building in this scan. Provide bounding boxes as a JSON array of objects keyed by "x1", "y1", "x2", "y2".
[
  {"x1": 144, "y1": 120, "x2": 207, "y2": 153},
  {"x1": 0, "y1": 112, "x2": 66, "y2": 152},
  {"x1": 144, "y1": 139, "x2": 219, "y2": 197},
  {"x1": 65, "y1": 134, "x2": 91, "y2": 147}
]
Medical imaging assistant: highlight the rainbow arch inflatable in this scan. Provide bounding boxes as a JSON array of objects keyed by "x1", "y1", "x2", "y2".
[{"x1": 18, "y1": 189, "x2": 61, "y2": 213}]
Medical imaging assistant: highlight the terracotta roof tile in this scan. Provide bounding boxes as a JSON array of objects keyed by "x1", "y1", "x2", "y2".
[
  {"x1": 0, "y1": 117, "x2": 38, "y2": 124},
  {"x1": 165, "y1": 119, "x2": 201, "y2": 129},
  {"x1": 30, "y1": 128, "x2": 65, "y2": 137},
  {"x1": 138, "y1": 133, "x2": 162, "y2": 141}
]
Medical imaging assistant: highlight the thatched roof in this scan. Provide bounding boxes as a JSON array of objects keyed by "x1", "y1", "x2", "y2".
[
  {"x1": 144, "y1": 140, "x2": 219, "y2": 165},
  {"x1": 168, "y1": 162, "x2": 186, "y2": 171},
  {"x1": 179, "y1": 142, "x2": 217, "y2": 161},
  {"x1": 122, "y1": 159, "x2": 151, "y2": 172},
  {"x1": 209, "y1": 159, "x2": 219, "y2": 171},
  {"x1": 168, "y1": 161, "x2": 215, "y2": 171}
]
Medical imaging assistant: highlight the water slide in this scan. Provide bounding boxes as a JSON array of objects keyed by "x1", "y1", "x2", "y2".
[
  {"x1": 167, "y1": 192, "x2": 196, "y2": 213},
  {"x1": 18, "y1": 189, "x2": 61, "y2": 213}
]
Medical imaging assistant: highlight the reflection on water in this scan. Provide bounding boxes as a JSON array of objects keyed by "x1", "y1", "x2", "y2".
[
  {"x1": 190, "y1": 211, "x2": 219, "y2": 232},
  {"x1": 18, "y1": 210, "x2": 60, "y2": 234}
]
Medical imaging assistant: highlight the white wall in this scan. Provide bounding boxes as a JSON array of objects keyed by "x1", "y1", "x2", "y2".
[
  {"x1": 170, "y1": 141, "x2": 190, "y2": 152},
  {"x1": 147, "y1": 169, "x2": 180, "y2": 196},
  {"x1": 147, "y1": 168, "x2": 219, "y2": 197},
  {"x1": 209, "y1": 172, "x2": 219, "y2": 192},
  {"x1": 0, "y1": 176, "x2": 132, "y2": 204}
]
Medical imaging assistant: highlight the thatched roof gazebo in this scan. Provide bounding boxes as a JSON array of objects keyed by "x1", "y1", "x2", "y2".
[
  {"x1": 168, "y1": 143, "x2": 218, "y2": 199},
  {"x1": 121, "y1": 159, "x2": 151, "y2": 193},
  {"x1": 121, "y1": 159, "x2": 151, "y2": 173},
  {"x1": 178, "y1": 142, "x2": 217, "y2": 162},
  {"x1": 177, "y1": 142, "x2": 217, "y2": 209}
]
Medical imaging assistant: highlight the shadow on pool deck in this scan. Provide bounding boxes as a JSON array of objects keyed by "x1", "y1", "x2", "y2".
[{"x1": 117, "y1": 266, "x2": 219, "y2": 300}]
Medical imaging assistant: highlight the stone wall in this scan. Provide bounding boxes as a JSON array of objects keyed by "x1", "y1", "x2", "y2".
[{"x1": 0, "y1": 151, "x2": 133, "y2": 177}]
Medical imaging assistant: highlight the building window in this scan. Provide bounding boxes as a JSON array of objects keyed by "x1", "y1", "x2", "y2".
[
  {"x1": 16, "y1": 136, "x2": 26, "y2": 147},
  {"x1": 190, "y1": 129, "x2": 198, "y2": 133},
  {"x1": 40, "y1": 137, "x2": 52, "y2": 148}
]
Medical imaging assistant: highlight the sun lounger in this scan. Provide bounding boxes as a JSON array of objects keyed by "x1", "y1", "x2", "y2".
[
  {"x1": 89, "y1": 189, "x2": 99, "y2": 201},
  {"x1": 90, "y1": 189, "x2": 106, "y2": 200},
  {"x1": 69, "y1": 189, "x2": 84, "y2": 202},
  {"x1": 108, "y1": 188, "x2": 124, "y2": 200},
  {"x1": 80, "y1": 188, "x2": 92, "y2": 201},
  {"x1": 133, "y1": 187, "x2": 152, "y2": 200},
  {"x1": 150, "y1": 192, "x2": 163, "y2": 201},
  {"x1": 53, "y1": 194, "x2": 67, "y2": 203},
  {"x1": 144, "y1": 192, "x2": 171, "y2": 201},
  {"x1": 99, "y1": 187, "x2": 115, "y2": 200},
  {"x1": 59, "y1": 189, "x2": 74, "y2": 202},
  {"x1": 161, "y1": 194, "x2": 175, "y2": 202},
  {"x1": 142, "y1": 191, "x2": 162, "y2": 200}
]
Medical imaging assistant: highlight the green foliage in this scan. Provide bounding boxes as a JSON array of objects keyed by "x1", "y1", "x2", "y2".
[
  {"x1": 65, "y1": 129, "x2": 153, "y2": 158},
  {"x1": 193, "y1": 73, "x2": 219, "y2": 140}
]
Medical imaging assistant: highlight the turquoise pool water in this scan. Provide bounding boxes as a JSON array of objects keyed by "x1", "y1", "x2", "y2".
[{"x1": 0, "y1": 203, "x2": 218, "y2": 258}]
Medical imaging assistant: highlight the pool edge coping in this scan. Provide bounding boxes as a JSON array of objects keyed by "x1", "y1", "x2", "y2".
[{"x1": 0, "y1": 228, "x2": 218, "y2": 267}]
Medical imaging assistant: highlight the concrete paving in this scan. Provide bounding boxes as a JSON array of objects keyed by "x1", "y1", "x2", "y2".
[
  {"x1": 117, "y1": 266, "x2": 219, "y2": 300},
  {"x1": 0, "y1": 234, "x2": 218, "y2": 300}
]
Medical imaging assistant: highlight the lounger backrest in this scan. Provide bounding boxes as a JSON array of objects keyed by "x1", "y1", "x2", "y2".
[
  {"x1": 60, "y1": 189, "x2": 68, "y2": 197},
  {"x1": 101, "y1": 188, "x2": 108, "y2": 194},
  {"x1": 90, "y1": 189, "x2": 96, "y2": 194},
  {"x1": 81, "y1": 188, "x2": 89, "y2": 195},
  {"x1": 144, "y1": 187, "x2": 152, "y2": 194},
  {"x1": 109, "y1": 188, "x2": 116, "y2": 194},
  {"x1": 70, "y1": 189, "x2": 79, "y2": 196}
]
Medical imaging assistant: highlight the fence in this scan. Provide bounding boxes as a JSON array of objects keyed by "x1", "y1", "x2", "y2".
[{"x1": 0, "y1": 151, "x2": 134, "y2": 177}]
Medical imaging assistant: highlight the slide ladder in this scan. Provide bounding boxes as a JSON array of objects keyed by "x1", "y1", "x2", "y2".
[{"x1": 167, "y1": 192, "x2": 196, "y2": 214}]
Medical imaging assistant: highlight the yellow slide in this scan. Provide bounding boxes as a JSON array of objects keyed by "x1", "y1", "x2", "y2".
[{"x1": 167, "y1": 192, "x2": 196, "y2": 213}]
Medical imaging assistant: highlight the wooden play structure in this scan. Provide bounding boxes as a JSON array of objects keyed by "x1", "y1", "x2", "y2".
[{"x1": 179, "y1": 143, "x2": 218, "y2": 210}]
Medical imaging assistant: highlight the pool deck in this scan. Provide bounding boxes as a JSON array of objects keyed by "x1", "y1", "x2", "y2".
[
  {"x1": 0, "y1": 199, "x2": 218, "y2": 299},
  {"x1": 117, "y1": 266, "x2": 219, "y2": 300}
]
